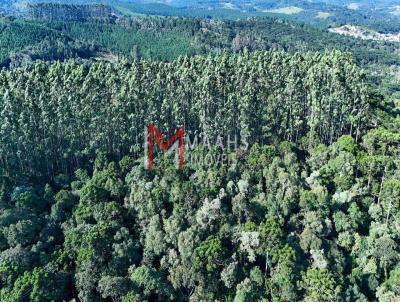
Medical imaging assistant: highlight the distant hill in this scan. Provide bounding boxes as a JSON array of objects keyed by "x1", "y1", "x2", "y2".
[
  {"x1": 27, "y1": 3, "x2": 116, "y2": 21},
  {"x1": 1, "y1": 0, "x2": 400, "y2": 32},
  {"x1": 124, "y1": 0, "x2": 400, "y2": 32}
]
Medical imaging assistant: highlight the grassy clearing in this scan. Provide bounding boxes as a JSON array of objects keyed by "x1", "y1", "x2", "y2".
[
  {"x1": 316, "y1": 12, "x2": 332, "y2": 19},
  {"x1": 266, "y1": 6, "x2": 304, "y2": 15}
]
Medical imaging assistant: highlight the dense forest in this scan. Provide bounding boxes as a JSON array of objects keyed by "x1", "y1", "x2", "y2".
[
  {"x1": 1, "y1": 16, "x2": 400, "y2": 66},
  {"x1": 0, "y1": 2, "x2": 400, "y2": 302},
  {"x1": 28, "y1": 3, "x2": 115, "y2": 22},
  {"x1": 4, "y1": 0, "x2": 400, "y2": 33},
  {"x1": 0, "y1": 17, "x2": 97, "y2": 68},
  {"x1": 0, "y1": 51, "x2": 371, "y2": 179},
  {"x1": 0, "y1": 50, "x2": 399, "y2": 301}
]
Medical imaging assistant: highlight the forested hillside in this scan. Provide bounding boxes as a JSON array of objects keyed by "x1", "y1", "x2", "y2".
[
  {"x1": 1, "y1": 16, "x2": 400, "y2": 67},
  {"x1": 4, "y1": 0, "x2": 400, "y2": 32},
  {"x1": 0, "y1": 50, "x2": 399, "y2": 301},
  {"x1": 28, "y1": 3, "x2": 115, "y2": 22},
  {"x1": 0, "y1": 2, "x2": 399, "y2": 302},
  {"x1": 1, "y1": 14, "x2": 397, "y2": 106},
  {"x1": 0, "y1": 17, "x2": 96, "y2": 68}
]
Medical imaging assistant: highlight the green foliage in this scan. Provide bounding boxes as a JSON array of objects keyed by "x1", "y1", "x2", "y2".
[
  {"x1": 0, "y1": 18, "x2": 95, "y2": 68},
  {"x1": 130, "y1": 265, "x2": 174, "y2": 299},
  {"x1": 28, "y1": 3, "x2": 114, "y2": 22},
  {"x1": 2, "y1": 14, "x2": 400, "y2": 68},
  {"x1": 299, "y1": 268, "x2": 342, "y2": 302},
  {"x1": 0, "y1": 267, "x2": 69, "y2": 302},
  {"x1": 0, "y1": 52, "x2": 369, "y2": 180},
  {"x1": 193, "y1": 236, "x2": 225, "y2": 272},
  {"x1": 0, "y1": 127, "x2": 399, "y2": 301},
  {"x1": 0, "y1": 13, "x2": 399, "y2": 302},
  {"x1": 377, "y1": 266, "x2": 400, "y2": 302}
]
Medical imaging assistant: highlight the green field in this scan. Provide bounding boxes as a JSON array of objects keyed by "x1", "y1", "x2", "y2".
[
  {"x1": 316, "y1": 11, "x2": 332, "y2": 19},
  {"x1": 265, "y1": 6, "x2": 304, "y2": 15}
]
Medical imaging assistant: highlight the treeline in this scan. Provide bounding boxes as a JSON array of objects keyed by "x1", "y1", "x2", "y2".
[
  {"x1": 4, "y1": 37, "x2": 97, "y2": 69},
  {"x1": 28, "y1": 3, "x2": 116, "y2": 22},
  {"x1": 0, "y1": 18, "x2": 97, "y2": 68},
  {"x1": 0, "y1": 18, "x2": 64, "y2": 64},
  {"x1": 46, "y1": 18, "x2": 200, "y2": 61},
  {"x1": 49, "y1": 16, "x2": 400, "y2": 65},
  {"x1": 2, "y1": 15, "x2": 400, "y2": 68},
  {"x1": 0, "y1": 51, "x2": 370, "y2": 180}
]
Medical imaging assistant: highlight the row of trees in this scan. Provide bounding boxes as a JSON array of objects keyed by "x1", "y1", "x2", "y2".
[
  {"x1": 0, "y1": 51, "x2": 370, "y2": 180},
  {"x1": 0, "y1": 18, "x2": 98, "y2": 68},
  {"x1": 53, "y1": 16, "x2": 400, "y2": 65},
  {"x1": 28, "y1": 3, "x2": 115, "y2": 22}
]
